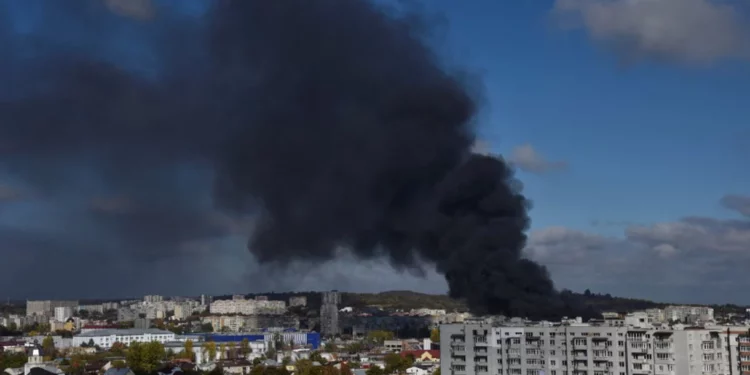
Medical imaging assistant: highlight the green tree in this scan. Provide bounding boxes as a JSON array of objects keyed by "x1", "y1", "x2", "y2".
[
  {"x1": 339, "y1": 363, "x2": 352, "y2": 375},
  {"x1": 294, "y1": 359, "x2": 313, "y2": 375},
  {"x1": 127, "y1": 341, "x2": 165, "y2": 373},
  {"x1": 384, "y1": 353, "x2": 410, "y2": 374},
  {"x1": 110, "y1": 342, "x2": 126, "y2": 356},
  {"x1": 228, "y1": 342, "x2": 236, "y2": 359},
  {"x1": 365, "y1": 366, "x2": 383, "y2": 375},
  {"x1": 240, "y1": 338, "x2": 251, "y2": 357},
  {"x1": 433, "y1": 368, "x2": 440, "y2": 375},
  {"x1": 323, "y1": 343, "x2": 337, "y2": 352},
  {"x1": 183, "y1": 339, "x2": 195, "y2": 361},
  {"x1": 200, "y1": 323, "x2": 214, "y2": 332},
  {"x1": 42, "y1": 336, "x2": 56, "y2": 358},
  {"x1": 111, "y1": 360, "x2": 127, "y2": 369},
  {"x1": 204, "y1": 341, "x2": 217, "y2": 362},
  {"x1": 366, "y1": 331, "x2": 393, "y2": 344},
  {"x1": 429, "y1": 328, "x2": 440, "y2": 343},
  {"x1": 309, "y1": 351, "x2": 327, "y2": 365},
  {"x1": 219, "y1": 343, "x2": 226, "y2": 359}
]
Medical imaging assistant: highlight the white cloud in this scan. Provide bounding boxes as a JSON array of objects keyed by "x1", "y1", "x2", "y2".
[
  {"x1": 509, "y1": 144, "x2": 568, "y2": 174},
  {"x1": 554, "y1": 0, "x2": 750, "y2": 64},
  {"x1": 525, "y1": 194, "x2": 750, "y2": 303}
]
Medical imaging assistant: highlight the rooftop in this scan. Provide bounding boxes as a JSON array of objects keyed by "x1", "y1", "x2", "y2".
[{"x1": 76, "y1": 329, "x2": 175, "y2": 337}]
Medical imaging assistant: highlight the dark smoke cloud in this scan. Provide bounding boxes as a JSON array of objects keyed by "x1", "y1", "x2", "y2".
[{"x1": 0, "y1": 0, "x2": 581, "y2": 318}]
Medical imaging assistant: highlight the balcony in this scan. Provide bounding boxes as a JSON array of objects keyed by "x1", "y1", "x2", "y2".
[{"x1": 473, "y1": 336, "x2": 488, "y2": 345}]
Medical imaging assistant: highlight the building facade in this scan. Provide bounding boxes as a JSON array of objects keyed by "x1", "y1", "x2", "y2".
[
  {"x1": 72, "y1": 328, "x2": 175, "y2": 349},
  {"x1": 26, "y1": 300, "x2": 78, "y2": 317},
  {"x1": 441, "y1": 321, "x2": 741, "y2": 375},
  {"x1": 320, "y1": 291, "x2": 340, "y2": 337}
]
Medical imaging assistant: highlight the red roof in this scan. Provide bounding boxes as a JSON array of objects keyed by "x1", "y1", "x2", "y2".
[{"x1": 400, "y1": 350, "x2": 440, "y2": 359}]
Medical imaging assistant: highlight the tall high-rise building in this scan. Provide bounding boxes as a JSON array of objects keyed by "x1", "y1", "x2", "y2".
[
  {"x1": 320, "y1": 290, "x2": 340, "y2": 337},
  {"x1": 200, "y1": 294, "x2": 212, "y2": 306}
]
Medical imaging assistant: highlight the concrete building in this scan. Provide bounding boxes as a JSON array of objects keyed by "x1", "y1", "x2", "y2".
[
  {"x1": 320, "y1": 290, "x2": 340, "y2": 337},
  {"x1": 77, "y1": 305, "x2": 105, "y2": 314},
  {"x1": 26, "y1": 300, "x2": 78, "y2": 317},
  {"x1": 209, "y1": 299, "x2": 286, "y2": 315},
  {"x1": 143, "y1": 295, "x2": 163, "y2": 303},
  {"x1": 201, "y1": 295, "x2": 212, "y2": 306},
  {"x1": 664, "y1": 306, "x2": 715, "y2": 323},
  {"x1": 289, "y1": 296, "x2": 307, "y2": 307},
  {"x1": 54, "y1": 307, "x2": 73, "y2": 322},
  {"x1": 441, "y1": 321, "x2": 735, "y2": 375},
  {"x1": 72, "y1": 328, "x2": 175, "y2": 349}
]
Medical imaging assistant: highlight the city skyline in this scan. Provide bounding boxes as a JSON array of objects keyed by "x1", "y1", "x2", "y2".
[{"x1": 0, "y1": 0, "x2": 748, "y2": 304}]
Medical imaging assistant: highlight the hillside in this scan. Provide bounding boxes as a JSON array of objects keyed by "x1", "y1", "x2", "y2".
[{"x1": 342, "y1": 290, "x2": 468, "y2": 312}]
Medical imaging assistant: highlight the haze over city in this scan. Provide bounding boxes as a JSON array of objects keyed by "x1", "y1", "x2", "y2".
[{"x1": 0, "y1": 0, "x2": 748, "y2": 307}]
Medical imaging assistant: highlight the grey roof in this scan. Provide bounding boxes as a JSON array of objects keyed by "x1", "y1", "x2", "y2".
[{"x1": 77, "y1": 329, "x2": 175, "y2": 337}]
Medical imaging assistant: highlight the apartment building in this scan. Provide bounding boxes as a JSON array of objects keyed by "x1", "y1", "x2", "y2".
[
  {"x1": 209, "y1": 299, "x2": 286, "y2": 315},
  {"x1": 26, "y1": 300, "x2": 78, "y2": 317},
  {"x1": 441, "y1": 321, "x2": 736, "y2": 375}
]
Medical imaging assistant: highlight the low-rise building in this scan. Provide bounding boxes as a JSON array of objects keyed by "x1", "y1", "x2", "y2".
[{"x1": 72, "y1": 329, "x2": 176, "y2": 349}]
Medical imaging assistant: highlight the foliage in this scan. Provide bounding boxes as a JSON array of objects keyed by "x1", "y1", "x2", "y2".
[
  {"x1": 241, "y1": 338, "x2": 251, "y2": 357},
  {"x1": 365, "y1": 366, "x2": 384, "y2": 375},
  {"x1": 251, "y1": 367, "x2": 290, "y2": 375},
  {"x1": 366, "y1": 331, "x2": 394, "y2": 344},
  {"x1": 383, "y1": 353, "x2": 411, "y2": 374},
  {"x1": 126, "y1": 341, "x2": 165, "y2": 373},
  {"x1": 434, "y1": 368, "x2": 440, "y2": 375},
  {"x1": 228, "y1": 342, "x2": 236, "y2": 359},
  {"x1": 295, "y1": 359, "x2": 313, "y2": 375},
  {"x1": 430, "y1": 328, "x2": 440, "y2": 343},
  {"x1": 42, "y1": 335, "x2": 56, "y2": 357},
  {"x1": 323, "y1": 342, "x2": 338, "y2": 352},
  {"x1": 219, "y1": 343, "x2": 226, "y2": 360},
  {"x1": 344, "y1": 342, "x2": 364, "y2": 353},
  {"x1": 0, "y1": 351, "x2": 27, "y2": 372},
  {"x1": 111, "y1": 360, "x2": 127, "y2": 369},
  {"x1": 183, "y1": 339, "x2": 195, "y2": 361},
  {"x1": 204, "y1": 340, "x2": 217, "y2": 361},
  {"x1": 110, "y1": 342, "x2": 126, "y2": 356},
  {"x1": 309, "y1": 351, "x2": 327, "y2": 365},
  {"x1": 340, "y1": 363, "x2": 352, "y2": 375},
  {"x1": 200, "y1": 323, "x2": 214, "y2": 333}
]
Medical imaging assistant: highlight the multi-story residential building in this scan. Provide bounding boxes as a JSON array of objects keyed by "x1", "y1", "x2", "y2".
[
  {"x1": 143, "y1": 295, "x2": 163, "y2": 303},
  {"x1": 72, "y1": 328, "x2": 175, "y2": 349},
  {"x1": 209, "y1": 299, "x2": 286, "y2": 315},
  {"x1": 201, "y1": 294, "x2": 213, "y2": 306},
  {"x1": 54, "y1": 306, "x2": 73, "y2": 322},
  {"x1": 26, "y1": 300, "x2": 78, "y2": 317},
  {"x1": 289, "y1": 296, "x2": 307, "y2": 307},
  {"x1": 77, "y1": 304, "x2": 105, "y2": 314},
  {"x1": 664, "y1": 306, "x2": 714, "y2": 323},
  {"x1": 320, "y1": 290, "x2": 340, "y2": 337},
  {"x1": 441, "y1": 321, "x2": 736, "y2": 375}
]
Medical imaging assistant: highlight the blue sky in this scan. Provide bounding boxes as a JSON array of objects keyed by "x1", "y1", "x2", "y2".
[{"x1": 1, "y1": 0, "x2": 749, "y2": 304}]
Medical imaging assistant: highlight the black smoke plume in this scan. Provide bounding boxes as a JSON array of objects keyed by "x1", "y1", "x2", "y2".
[{"x1": 0, "y1": 0, "x2": 583, "y2": 318}]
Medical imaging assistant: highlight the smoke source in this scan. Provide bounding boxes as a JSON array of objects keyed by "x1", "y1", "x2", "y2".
[{"x1": 0, "y1": 0, "x2": 582, "y2": 318}]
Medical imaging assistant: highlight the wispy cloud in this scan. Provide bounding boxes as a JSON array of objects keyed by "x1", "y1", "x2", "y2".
[
  {"x1": 509, "y1": 144, "x2": 568, "y2": 174},
  {"x1": 553, "y1": 0, "x2": 750, "y2": 65}
]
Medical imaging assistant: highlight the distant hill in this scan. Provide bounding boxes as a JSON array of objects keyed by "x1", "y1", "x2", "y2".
[{"x1": 341, "y1": 290, "x2": 468, "y2": 312}]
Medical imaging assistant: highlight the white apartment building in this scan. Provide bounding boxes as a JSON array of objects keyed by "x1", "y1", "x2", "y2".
[
  {"x1": 209, "y1": 299, "x2": 286, "y2": 315},
  {"x1": 441, "y1": 321, "x2": 742, "y2": 375},
  {"x1": 72, "y1": 328, "x2": 175, "y2": 349},
  {"x1": 54, "y1": 306, "x2": 73, "y2": 322},
  {"x1": 663, "y1": 306, "x2": 714, "y2": 323}
]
